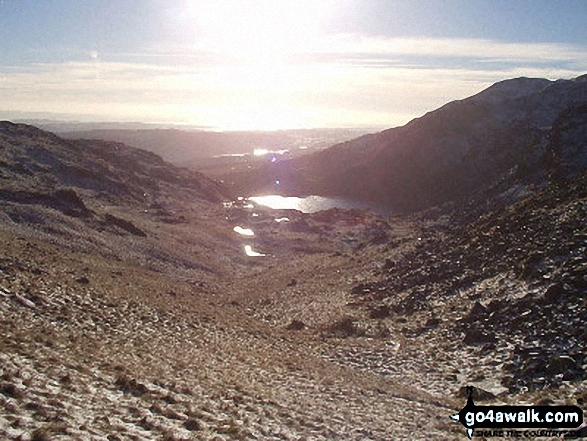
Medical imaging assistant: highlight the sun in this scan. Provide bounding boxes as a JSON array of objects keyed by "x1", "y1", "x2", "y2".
[{"x1": 168, "y1": 1, "x2": 339, "y2": 130}]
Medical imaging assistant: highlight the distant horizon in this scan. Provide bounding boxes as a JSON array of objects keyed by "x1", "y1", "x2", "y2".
[
  {"x1": 2, "y1": 73, "x2": 586, "y2": 134},
  {"x1": 3, "y1": 114, "x2": 388, "y2": 134},
  {"x1": 2, "y1": 1, "x2": 587, "y2": 130}
]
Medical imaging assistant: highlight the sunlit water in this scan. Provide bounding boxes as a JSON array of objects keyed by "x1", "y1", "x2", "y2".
[
  {"x1": 249, "y1": 195, "x2": 389, "y2": 214},
  {"x1": 244, "y1": 245, "x2": 265, "y2": 257},
  {"x1": 228, "y1": 195, "x2": 388, "y2": 258},
  {"x1": 233, "y1": 226, "x2": 255, "y2": 236},
  {"x1": 214, "y1": 148, "x2": 291, "y2": 159}
]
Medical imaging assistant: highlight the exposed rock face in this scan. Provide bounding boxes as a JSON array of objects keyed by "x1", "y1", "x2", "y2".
[
  {"x1": 245, "y1": 76, "x2": 587, "y2": 213},
  {"x1": 104, "y1": 214, "x2": 147, "y2": 237}
]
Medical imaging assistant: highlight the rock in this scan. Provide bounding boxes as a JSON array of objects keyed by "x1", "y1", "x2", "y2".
[
  {"x1": 519, "y1": 251, "x2": 546, "y2": 278},
  {"x1": 570, "y1": 273, "x2": 587, "y2": 290},
  {"x1": 0, "y1": 287, "x2": 10, "y2": 299},
  {"x1": 546, "y1": 355, "x2": 577, "y2": 376},
  {"x1": 369, "y1": 230, "x2": 389, "y2": 245},
  {"x1": 457, "y1": 385, "x2": 497, "y2": 402},
  {"x1": 424, "y1": 317, "x2": 441, "y2": 329},
  {"x1": 486, "y1": 299, "x2": 505, "y2": 313},
  {"x1": 463, "y1": 301, "x2": 489, "y2": 323},
  {"x1": 501, "y1": 375, "x2": 517, "y2": 391},
  {"x1": 12, "y1": 294, "x2": 35, "y2": 309},
  {"x1": 383, "y1": 258, "x2": 395, "y2": 270},
  {"x1": 571, "y1": 424, "x2": 587, "y2": 439},
  {"x1": 464, "y1": 329, "x2": 497, "y2": 345},
  {"x1": 480, "y1": 342, "x2": 496, "y2": 352},
  {"x1": 369, "y1": 305, "x2": 390, "y2": 319},
  {"x1": 542, "y1": 283, "x2": 568, "y2": 303},
  {"x1": 114, "y1": 375, "x2": 149, "y2": 397},
  {"x1": 184, "y1": 419, "x2": 201, "y2": 431},
  {"x1": 373, "y1": 323, "x2": 391, "y2": 338},
  {"x1": 286, "y1": 320, "x2": 306, "y2": 331},
  {"x1": 469, "y1": 301, "x2": 488, "y2": 316},
  {"x1": 53, "y1": 189, "x2": 93, "y2": 217},
  {"x1": 0, "y1": 188, "x2": 93, "y2": 218},
  {"x1": 104, "y1": 214, "x2": 147, "y2": 237},
  {"x1": 328, "y1": 316, "x2": 363, "y2": 337},
  {"x1": 351, "y1": 283, "x2": 373, "y2": 296}
]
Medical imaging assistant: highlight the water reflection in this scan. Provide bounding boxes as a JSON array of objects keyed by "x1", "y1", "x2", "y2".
[
  {"x1": 233, "y1": 226, "x2": 254, "y2": 236},
  {"x1": 253, "y1": 148, "x2": 290, "y2": 157},
  {"x1": 249, "y1": 195, "x2": 389, "y2": 214},
  {"x1": 244, "y1": 245, "x2": 265, "y2": 257},
  {"x1": 249, "y1": 195, "x2": 303, "y2": 210}
]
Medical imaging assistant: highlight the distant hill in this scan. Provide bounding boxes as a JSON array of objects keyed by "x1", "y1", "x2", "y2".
[
  {"x1": 0, "y1": 122, "x2": 226, "y2": 206},
  {"x1": 233, "y1": 75, "x2": 587, "y2": 213},
  {"x1": 58, "y1": 127, "x2": 372, "y2": 165}
]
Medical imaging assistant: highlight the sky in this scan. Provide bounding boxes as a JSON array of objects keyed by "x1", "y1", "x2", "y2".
[{"x1": 1, "y1": 0, "x2": 587, "y2": 131}]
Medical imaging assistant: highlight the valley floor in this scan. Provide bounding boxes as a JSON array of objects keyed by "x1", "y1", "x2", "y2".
[
  {"x1": 1, "y1": 174, "x2": 586, "y2": 440},
  {"x1": 0, "y1": 225, "x2": 461, "y2": 440}
]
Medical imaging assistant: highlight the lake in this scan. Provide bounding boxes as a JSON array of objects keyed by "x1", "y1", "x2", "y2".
[{"x1": 249, "y1": 195, "x2": 390, "y2": 215}]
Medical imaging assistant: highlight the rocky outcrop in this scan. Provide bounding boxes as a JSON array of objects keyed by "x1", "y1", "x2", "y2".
[
  {"x1": 0, "y1": 189, "x2": 92, "y2": 218},
  {"x1": 104, "y1": 214, "x2": 147, "y2": 237}
]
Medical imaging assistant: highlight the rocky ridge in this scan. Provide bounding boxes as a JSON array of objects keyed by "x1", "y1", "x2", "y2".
[{"x1": 0, "y1": 121, "x2": 240, "y2": 282}]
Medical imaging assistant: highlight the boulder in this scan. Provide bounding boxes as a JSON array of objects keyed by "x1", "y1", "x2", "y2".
[
  {"x1": 286, "y1": 320, "x2": 306, "y2": 331},
  {"x1": 546, "y1": 355, "x2": 577, "y2": 376},
  {"x1": 464, "y1": 329, "x2": 497, "y2": 345}
]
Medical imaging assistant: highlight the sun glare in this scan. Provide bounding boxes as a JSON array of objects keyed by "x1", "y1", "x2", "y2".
[
  {"x1": 164, "y1": 1, "x2": 338, "y2": 130},
  {"x1": 184, "y1": 0, "x2": 334, "y2": 59}
]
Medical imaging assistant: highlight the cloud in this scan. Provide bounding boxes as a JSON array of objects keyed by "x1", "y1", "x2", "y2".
[
  {"x1": 156, "y1": 33, "x2": 587, "y2": 69},
  {"x1": 1, "y1": 35, "x2": 586, "y2": 129},
  {"x1": 313, "y1": 35, "x2": 587, "y2": 62}
]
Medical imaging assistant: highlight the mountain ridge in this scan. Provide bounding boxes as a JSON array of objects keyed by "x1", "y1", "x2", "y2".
[
  {"x1": 229, "y1": 75, "x2": 587, "y2": 213},
  {"x1": 0, "y1": 121, "x2": 226, "y2": 205},
  {"x1": 56, "y1": 127, "x2": 370, "y2": 166}
]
